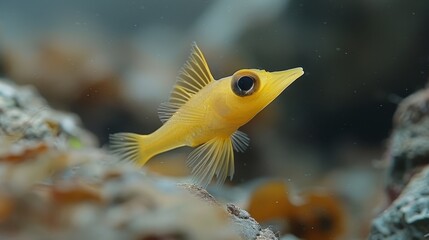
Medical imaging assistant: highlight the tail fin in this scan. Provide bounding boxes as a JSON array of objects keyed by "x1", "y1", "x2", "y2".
[{"x1": 109, "y1": 133, "x2": 151, "y2": 166}]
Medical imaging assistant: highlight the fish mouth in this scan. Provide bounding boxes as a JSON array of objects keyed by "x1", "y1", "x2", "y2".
[
  {"x1": 270, "y1": 67, "x2": 304, "y2": 94},
  {"x1": 272, "y1": 67, "x2": 304, "y2": 86}
]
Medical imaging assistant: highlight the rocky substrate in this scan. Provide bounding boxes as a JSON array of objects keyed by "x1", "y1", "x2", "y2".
[
  {"x1": 0, "y1": 79, "x2": 277, "y2": 240},
  {"x1": 369, "y1": 87, "x2": 429, "y2": 239}
]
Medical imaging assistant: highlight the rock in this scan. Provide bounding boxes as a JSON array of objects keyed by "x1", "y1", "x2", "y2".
[
  {"x1": 256, "y1": 228, "x2": 278, "y2": 240},
  {"x1": 369, "y1": 87, "x2": 429, "y2": 239},
  {"x1": 177, "y1": 183, "x2": 220, "y2": 206},
  {"x1": 0, "y1": 79, "x2": 96, "y2": 154},
  {"x1": 369, "y1": 166, "x2": 429, "y2": 239},
  {"x1": 179, "y1": 183, "x2": 279, "y2": 240},
  {"x1": 386, "y1": 88, "x2": 429, "y2": 201},
  {"x1": 227, "y1": 203, "x2": 263, "y2": 239},
  {"x1": 0, "y1": 79, "x2": 275, "y2": 239}
]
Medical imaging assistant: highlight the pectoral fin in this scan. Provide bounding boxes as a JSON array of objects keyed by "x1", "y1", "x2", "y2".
[
  {"x1": 187, "y1": 137, "x2": 235, "y2": 187},
  {"x1": 231, "y1": 130, "x2": 250, "y2": 152}
]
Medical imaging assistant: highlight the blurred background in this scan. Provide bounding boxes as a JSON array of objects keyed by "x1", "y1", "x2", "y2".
[{"x1": 1, "y1": 0, "x2": 428, "y2": 238}]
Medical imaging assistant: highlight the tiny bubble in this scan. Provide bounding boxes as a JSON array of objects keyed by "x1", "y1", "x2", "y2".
[{"x1": 336, "y1": 47, "x2": 341, "y2": 51}]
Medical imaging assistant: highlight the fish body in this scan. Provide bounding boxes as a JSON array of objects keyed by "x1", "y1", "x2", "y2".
[{"x1": 110, "y1": 43, "x2": 303, "y2": 187}]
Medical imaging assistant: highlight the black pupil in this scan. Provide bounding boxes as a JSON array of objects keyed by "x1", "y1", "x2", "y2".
[{"x1": 237, "y1": 76, "x2": 254, "y2": 91}]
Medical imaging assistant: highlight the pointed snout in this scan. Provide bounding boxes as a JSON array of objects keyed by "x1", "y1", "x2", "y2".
[
  {"x1": 272, "y1": 67, "x2": 304, "y2": 85},
  {"x1": 270, "y1": 67, "x2": 304, "y2": 92}
]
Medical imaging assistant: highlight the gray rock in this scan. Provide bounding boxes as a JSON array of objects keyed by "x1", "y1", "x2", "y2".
[
  {"x1": 179, "y1": 183, "x2": 279, "y2": 240},
  {"x1": 0, "y1": 78, "x2": 277, "y2": 240},
  {"x1": 370, "y1": 87, "x2": 429, "y2": 239}
]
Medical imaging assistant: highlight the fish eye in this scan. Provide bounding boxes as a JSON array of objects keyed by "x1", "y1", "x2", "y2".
[{"x1": 232, "y1": 75, "x2": 258, "y2": 97}]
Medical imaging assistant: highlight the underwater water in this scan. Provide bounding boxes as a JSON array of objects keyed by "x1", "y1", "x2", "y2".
[{"x1": 0, "y1": 0, "x2": 429, "y2": 239}]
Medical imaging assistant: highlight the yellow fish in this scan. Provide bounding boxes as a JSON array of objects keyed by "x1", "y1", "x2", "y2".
[{"x1": 110, "y1": 43, "x2": 303, "y2": 187}]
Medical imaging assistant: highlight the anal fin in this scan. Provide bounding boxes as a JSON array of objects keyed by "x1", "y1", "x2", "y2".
[{"x1": 187, "y1": 137, "x2": 235, "y2": 187}]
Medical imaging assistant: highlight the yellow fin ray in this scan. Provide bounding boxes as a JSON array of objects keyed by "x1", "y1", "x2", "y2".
[
  {"x1": 232, "y1": 130, "x2": 250, "y2": 152},
  {"x1": 158, "y1": 102, "x2": 206, "y2": 124},
  {"x1": 187, "y1": 137, "x2": 234, "y2": 187},
  {"x1": 158, "y1": 43, "x2": 214, "y2": 123},
  {"x1": 109, "y1": 133, "x2": 151, "y2": 165},
  {"x1": 158, "y1": 102, "x2": 181, "y2": 123}
]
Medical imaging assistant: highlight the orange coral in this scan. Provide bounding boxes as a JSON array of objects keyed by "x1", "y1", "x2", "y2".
[
  {"x1": 247, "y1": 180, "x2": 292, "y2": 223},
  {"x1": 247, "y1": 181, "x2": 346, "y2": 240}
]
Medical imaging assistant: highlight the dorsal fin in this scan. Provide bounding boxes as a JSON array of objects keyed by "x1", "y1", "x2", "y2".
[{"x1": 158, "y1": 43, "x2": 214, "y2": 123}]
